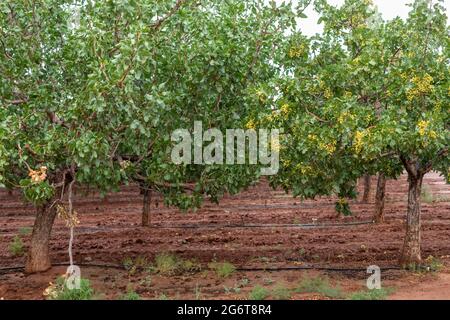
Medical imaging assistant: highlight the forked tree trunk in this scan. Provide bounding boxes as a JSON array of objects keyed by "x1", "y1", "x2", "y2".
[
  {"x1": 361, "y1": 174, "x2": 371, "y2": 203},
  {"x1": 25, "y1": 203, "x2": 58, "y2": 273},
  {"x1": 399, "y1": 172, "x2": 424, "y2": 267},
  {"x1": 142, "y1": 188, "x2": 151, "y2": 227},
  {"x1": 373, "y1": 173, "x2": 387, "y2": 223}
]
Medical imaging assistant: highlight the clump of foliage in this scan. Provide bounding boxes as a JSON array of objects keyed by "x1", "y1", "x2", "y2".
[
  {"x1": 295, "y1": 275, "x2": 344, "y2": 299},
  {"x1": 44, "y1": 277, "x2": 95, "y2": 300},
  {"x1": 208, "y1": 261, "x2": 236, "y2": 278},
  {"x1": 120, "y1": 288, "x2": 142, "y2": 300},
  {"x1": 335, "y1": 198, "x2": 353, "y2": 216},
  {"x1": 152, "y1": 253, "x2": 201, "y2": 276},
  {"x1": 272, "y1": 284, "x2": 292, "y2": 300},
  {"x1": 424, "y1": 255, "x2": 444, "y2": 272},
  {"x1": 405, "y1": 255, "x2": 444, "y2": 273},
  {"x1": 248, "y1": 285, "x2": 270, "y2": 300},
  {"x1": 9, "y1": 235, "x2": 25, "y2": 257},
  {"x1": 349, "y1": 288, "x2": 393, "y2": 300},
  {"x1": 122, "y1": 256, "x2": 151, "y2": 275},
  {"x1": 154, "y1": 253, "x2": 179, "y2": 275}
]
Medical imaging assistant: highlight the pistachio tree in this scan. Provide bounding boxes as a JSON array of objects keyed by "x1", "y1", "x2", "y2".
[
  {"x1": 264, "y1": 0, "x2": 449, "y2": 266},
  {"x1": 105, "y1": 0, "x2": 298, "y2": 225},
  {"x1": 0, "y1": 0, "x2": 296, "y2": 272},
  {"x1": 0, "y1": 0, "x2": 137, "y2": 273}
]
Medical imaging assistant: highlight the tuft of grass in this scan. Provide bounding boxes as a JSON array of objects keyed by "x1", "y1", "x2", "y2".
[
  {"x1": 295, "y1": 275, "x2": 344, "y2": 299},
  {"x1": 349, "y1": 288, "x2": 393, "y2": 300},
  {"x1": 122, "y1": 255, "x2": 151, "y2": 275},
  {"x1": 272, "y1": 284, "x2": 291, "y2": 300},
  {"x1": 249, "y1": 285, "x2": 269, "y2": 300},
  {"x1": 45, "y1": 277, "x2": 95, "y2": 300},
  {"x1": 424, "y1": 255, "x2": 444, "y2": 272},
  {"x1": 120, "y1": 288, "x2": 141, "y2": 300},
  {"x1": 9, "y1": 235, "x2": 25, "y2": 257},
  {"x1": 153, "y1": 253, "x2": 201, "y2": 276},
  {"x1": 157, "y1": 293, "x2": 171, "y2": 300},
  {"x1": 122, "y1": 253, "x2": 201, "y2": 275},
  {"x1": 208, "y1": 261, "x2": 236, "y2": 278},
  {"x1": 155, "y1": 253, "x2": 179, "y2": 275},
  {"x1": 404, "y1": 256, "x2": 444, "y2": 273},
  {"x1": 179, "y1": 258, "x2": 203, "y2": 273}
]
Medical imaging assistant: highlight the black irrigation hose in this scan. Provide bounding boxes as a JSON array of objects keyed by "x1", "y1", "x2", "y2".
[
  {"x1": 236, "y1": 266, "x2": 402, "y2": 272},
  {"x1": 0, "y1": 262, "x2": 401, "y2": 275},
  {"x1": 0, "y1": 263, "x2": 124, "y2": 275},
  {"x1": 0, "y1": 200, "x2": 378, "y2": 213},
  {"x1": 145, "y1": 221, "x2": 375, "y2": 229}
]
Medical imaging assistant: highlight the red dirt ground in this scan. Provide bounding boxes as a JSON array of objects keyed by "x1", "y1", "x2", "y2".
[{"x1": 0, "y1": 172, "x2": 449, "y2": 300}]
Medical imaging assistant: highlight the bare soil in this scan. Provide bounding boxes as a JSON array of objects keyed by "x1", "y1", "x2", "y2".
[{"x1": 0, "y1": 172, "x2": 449, "y2": 300}]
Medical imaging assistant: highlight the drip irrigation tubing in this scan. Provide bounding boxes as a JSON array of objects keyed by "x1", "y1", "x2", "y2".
[
  {"x1": 0, "y1": 262, "x2": 402, "y2": 275},
  {"x1": 143, "y1": 220, "x2": 375, "y2": 229},
  {"x1": 0, "y1": 220, "x2": 376, "y2": 237},
  {"x1": 0, "y1": 201, "x2": 398, "y2": 212}
]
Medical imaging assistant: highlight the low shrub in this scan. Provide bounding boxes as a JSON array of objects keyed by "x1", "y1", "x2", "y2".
[
  {"x1": 208, "y1": 261, "x2": 236, "y2": 278},
  {"x1": 9, "y1": 235, "x2": 25, "y2": 257},
  {"x1": 44, "y1": 276, "x2": 95, "y2": 300},
  {"x1": 295, "y1": 275, "x2": 344, "y2": 299},
  {"x1": 248, "y1": 285, "x2": 269, "y2": 300}
]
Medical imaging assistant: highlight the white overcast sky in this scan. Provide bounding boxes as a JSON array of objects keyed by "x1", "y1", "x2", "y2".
[{"x1": 276, "y1": 0, "x2": 450, "y2": 36}]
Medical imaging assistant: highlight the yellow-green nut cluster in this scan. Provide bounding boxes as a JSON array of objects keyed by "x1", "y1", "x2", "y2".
[
  {"x1": 319, "y1": 141, "x2": 337, "y2": 155},
  {"x1": 417, "y1": 120, "x2": 437, "y2": 140},
  {"x1": 407, "y1": 74, "x2": 434, "y2": 101},
  {"x1": 337, "y1": 111, "x2": 356, "y2": 125},
  {"x1": 280, "y1": 103, "x2": 291, "y2": 116},
  {"x1": 353, "y1": 130, "x2": 370, "y2": 154},
  {"x1": 296, "y1": 163, "x2": 314, "y2": 175},
  {"x1": 245, "y1": 118, "x2": 256, "y2": 130},
  {"x1": 288, "y1": 43, "x2": 307, "y2": 58}
]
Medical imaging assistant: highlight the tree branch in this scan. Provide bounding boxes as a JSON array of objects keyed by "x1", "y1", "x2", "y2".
[
  {"x1": 151, "y1": 0, "x2": 186, "y2": 31},
  {"x1": 46, "y1": 111, "x2": 69, "y2": 128},
  {"x1": 400, "y1": 155, "x2": 418, "y2": 179},
  {"x1": 421, "y1": 147, "x2": 448, "y2": 174}
]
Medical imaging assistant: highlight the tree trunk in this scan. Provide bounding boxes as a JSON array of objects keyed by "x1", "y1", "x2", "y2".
[
  {"x1": 361, "y1": 174, "x2": 371, "y2": 203},
  {"x1": 373, "y1": 173, "x2": 386, "y2": 223},
  {"x1": 399, "y1": 172, "x2": 424, "y2": 267},
  {"x1": 25, "y1": 203, "x2": 58, "y2": 273},
  {"x1": 142, "y1": 188, "x2": 151, "y2": 227}
]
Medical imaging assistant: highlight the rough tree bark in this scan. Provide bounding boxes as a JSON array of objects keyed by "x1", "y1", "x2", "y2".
[
  {"x1": 142, "y1": 188, "x2": 151, "y2": 227},
  {"x1": 25, "y1": 203, "x2": 58, "y2": 273},
  {"x1": 373, "y1": 173, "x2": 387, "y2": 223},
  {"x1": 361, "y1": 174, "x2": 371, "y2": 203},
  {"x1": 399, "y1": 169, "x2": 424, "y2": 267}
]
